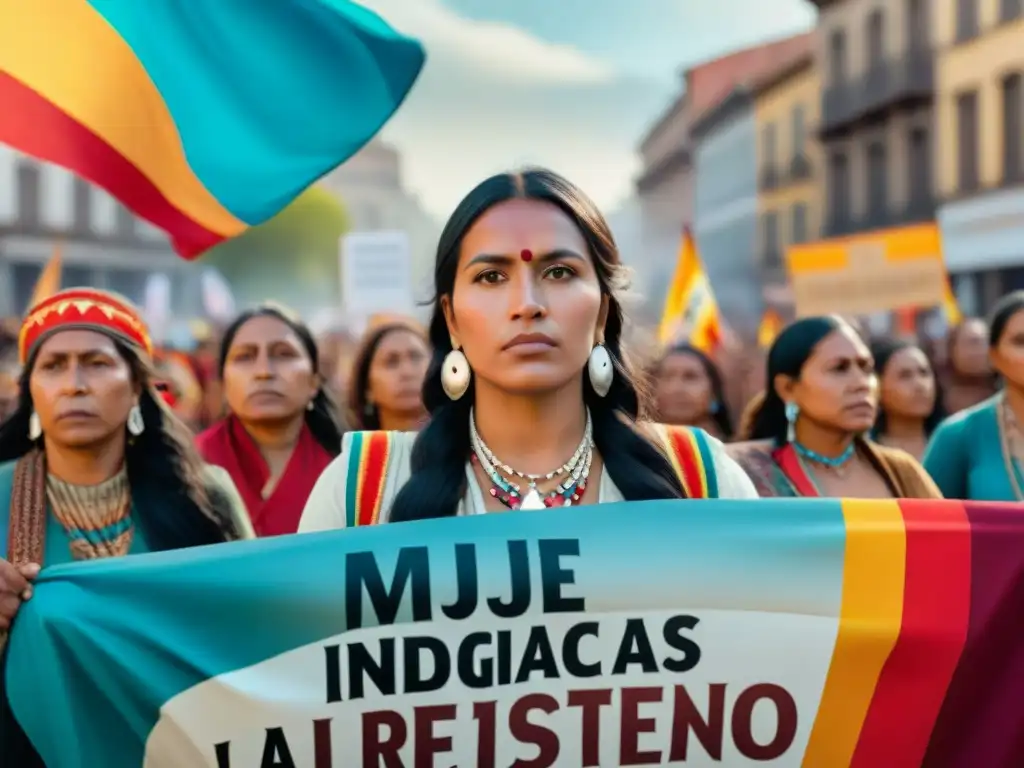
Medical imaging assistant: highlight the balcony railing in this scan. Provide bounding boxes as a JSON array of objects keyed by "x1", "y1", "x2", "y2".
[
  {"x1": 823, "y1": 195, "x2": 937, "y2": 237},
  {"x1": 789, "y1": 154, "x2": 813, "y2": 181},
  {"x1": 821, "y1": 51, "x2": 934, "y2": 135},
  {"x1": 759, "y1": 166, "x2": 781, "y2": 191}
]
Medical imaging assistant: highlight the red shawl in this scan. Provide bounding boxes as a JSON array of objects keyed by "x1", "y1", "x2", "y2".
[{"x1": 196, "y1": 416, "x2": 333, "y2": 536}]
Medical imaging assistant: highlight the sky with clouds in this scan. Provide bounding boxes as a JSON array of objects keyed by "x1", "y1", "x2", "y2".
[{"x1": 360, "y1": 0, "x2": 816, "y2": 222}]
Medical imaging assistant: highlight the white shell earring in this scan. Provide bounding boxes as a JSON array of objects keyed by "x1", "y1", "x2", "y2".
[
  {"x1": 127, "y1": 404, "x2": 145, "y2": 436},
  {"x1": 28, "y1": 411, "x2": 41, "y2": 441},
  {"x1": 441, "y1": 344, "x2": 471, "y2": 401},
  {"x1": 587, "y1": 343, "x2": 613, "y2": 397}
]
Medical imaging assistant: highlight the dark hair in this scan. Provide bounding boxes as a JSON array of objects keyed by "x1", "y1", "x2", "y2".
[
  {"x1": 988, "y1": 291, "x2": 1024, "y2": 347},
  {"x1": 388, "y1": 168, "x2": 686, "y2": 522},
  {"x1": 748, "y1": 315, "x2": 847, "y2": 444},
  {"x1": 347, "y1": 322, "x2": 428, "y2": 430},
  {"x1": 218, "y1": 304, "x2": 345, "y2": 456},
  {"x1": 870, "y1": 338, "x2": 945, "y2": 437},
  {"x1": 655, "y1": 343, "x2": 734, "y2": 439},
  {"x1": 0, "y1": 342, "x2": 235, "y2": 550}
]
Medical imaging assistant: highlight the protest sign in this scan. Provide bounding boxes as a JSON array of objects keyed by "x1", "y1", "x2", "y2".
[{"x1": 7, "y1": 498, "x2": 1024, "y2": 767}]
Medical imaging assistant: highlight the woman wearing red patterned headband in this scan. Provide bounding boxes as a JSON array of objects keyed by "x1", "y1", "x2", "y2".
[{"x1": 0, "y1": 288, "x2": 253, "y2": 765}]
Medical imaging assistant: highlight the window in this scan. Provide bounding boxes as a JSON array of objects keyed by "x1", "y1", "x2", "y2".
[
  {"x1": 762, "y1": 122, "x2": 777, "y2": 166},
  {"x1": 828, "y1": 152, "x2": 851, "y2": 224},
  {"x1": 867, "y1": 141, "x2": 888, "y2": 217},
  {"x1": 866, "y1": 10, "x2": 885, "y2": 62},
  {"x1": 72, "y1": 178, "x2": 92, "y2": 232},
  {"x1": 829, "y1": 30, "x2": 847, "y2": 84},
  {"x1": 105, "y1": 271, "x2": 148, "y2": 305},
  {"x1": 907, "y1": 0, "x2": 928, "y2": 49},
  {"x1": 15, "y1": 160, "x2": 41, "y2": 227},
  {"x1": 1001, "y1": 0, "x2": 1022, "y2": 22},
  {"x1": 114, "y1": 204, "x2": 135, "y2": 238},
  {"x1": 62, "y1": 266, "x2": 95, "y2": 290},
  {"x1": 956, "y1": 0, "x2": 979, "y2": 41},
  {"x1": 791, "y1": 203, "x2": 809, "y2": 244},
  {"x1": 957, "y1": 90, "x2": 980, "y2": 191},
  {"x1": 908, "y1": 126, "x2": 931, "y2": 202},
  {"x1": 762, "y1": 211, "x2": 780, "y2": 266},
  {"x1": 1003, "y1": 73, "x2": 1022, "y2": 182},
  {"x1": 791, "y1": 105, "x2": 806, "y2": 156}
]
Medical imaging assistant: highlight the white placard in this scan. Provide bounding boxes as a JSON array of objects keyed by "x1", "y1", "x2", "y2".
[{"x1": 341, "y1": 231, "x2": 415, "y2": 318}]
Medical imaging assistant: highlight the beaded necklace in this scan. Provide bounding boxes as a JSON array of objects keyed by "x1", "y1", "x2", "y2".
[{"x1": 469, "y1": 409, "x2": 593, "y2": 510}]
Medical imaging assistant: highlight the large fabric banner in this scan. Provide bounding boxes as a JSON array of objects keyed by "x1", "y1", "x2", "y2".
[{"x1": 6, "y1": 498, "x2": 1024, "y2": 767}]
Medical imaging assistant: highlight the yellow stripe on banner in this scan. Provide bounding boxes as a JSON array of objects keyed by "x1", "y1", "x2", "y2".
[
  {"x1": 801, "y1": 499, "x2": 906, "y2": 767},
  {"x1": 0, "y1": 0, "x2": 247, "y2": 237}
]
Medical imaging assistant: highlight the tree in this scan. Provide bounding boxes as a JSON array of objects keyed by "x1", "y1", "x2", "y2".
[{"x1": 200, "y1": 186, "x2": 350, "y2": 309}]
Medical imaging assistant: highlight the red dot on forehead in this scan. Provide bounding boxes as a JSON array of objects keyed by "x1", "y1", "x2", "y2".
[{"x1": 520, "y1": 249, "x2": 533, "y2": 262}]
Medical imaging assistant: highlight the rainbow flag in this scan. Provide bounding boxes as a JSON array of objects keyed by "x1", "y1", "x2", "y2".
[
  {"x1": 0, "y1": 0, "x2": 424, "y2": 259},
  {"x1": 6, "y1": 498, "x2": 1024, "y2": 765},
  {"x1": 658, "y1": 227, "x2": 722, "y2": 352}
]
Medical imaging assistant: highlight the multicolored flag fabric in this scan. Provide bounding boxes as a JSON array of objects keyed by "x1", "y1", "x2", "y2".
[
  {"x1": 27, "y1": 243, "x2": 62, "y2": 310},
  {"x1": 658, "y1": 227, "x2": 722, "y2": 353},
  {"x1": 757, "y1": 308, "x2": 783, "y2": 349},
  {"x1": 942, "y1": 277, "x2": 963, "y2": 326},
  {"x1": 0, "y1": 0, "x2": 425, "y2": 259},
  {"x1": 6, "y1": 499, "x2": 1024, "y2": 766}
]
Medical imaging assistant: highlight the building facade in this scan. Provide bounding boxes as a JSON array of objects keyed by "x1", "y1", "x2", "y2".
[
  {"x1": 753, "y1": 50, "x2": 822, "y2": 315},
  {"x1": 0, "y1": 147, "x2": 197, "y2": 318},
  {"x1": 319, "y1": 139, "x2": 440, "y2": 306},
  {"x1": 934, "y1": 0, "x2": 1024, "y2": 315},
  {"x1": 813, "y1": 0, "x2": 936, "y2": 237},
  {"x1": 691, "y1": 88, "x2": 763, "y2": 336},
  {"x1": 634, "y1": 90, "x2": 694, "y2": 322}
]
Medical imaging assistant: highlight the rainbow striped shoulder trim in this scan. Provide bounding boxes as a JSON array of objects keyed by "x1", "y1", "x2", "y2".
[
  {"x1": 343, "y1": 431, "x2": 396, "y2": 528},
  {"x1": 653, "y1": 424, "x2": 718, "y2": 499}
]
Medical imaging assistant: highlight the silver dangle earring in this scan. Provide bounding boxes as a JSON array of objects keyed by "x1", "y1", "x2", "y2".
[
  {"x1": 441, "y1": 341, "x2": 471, "y2": 401},
  {"x1": 28, "y1": 411, "x2": 41, "y2": 441},
  {"x1": 785, "y1": 401, "x2": 799, "y2": 444},
  {"x1": 127, "y1": 403, "x2": 145, "y2": 437},
  {"x1": 587, "y1": 343, "x2": 613, "y2": 397}
]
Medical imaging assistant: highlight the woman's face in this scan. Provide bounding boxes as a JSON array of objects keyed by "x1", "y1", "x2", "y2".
[
  {"x1": 778, "y1": 327, "x2": 878, "y2": 435},
  {"x1": 443, "y1": 198, "x2": 607, "y2": 396},
  {"x1": 222, "y1": 315, "x2": 318, "y2": 424},
  {"x1": 991, "y1": 308, "x2": 1024, "y2": 389},
  {"x1": 29, "y1": 330, "x2": 137, "y2": 449},
  {"x1": 366, "y1": 329, "x2": 429, "y2": 417},
  {"x1": 952, "y1": 318, "x2": 990, "y2": 377},
  {"x1": 654, "y1": 351, "x2": 713, "y2": 425},
  {"x1": 879, "y1": 346, "x2": 936, "y2": 421}
]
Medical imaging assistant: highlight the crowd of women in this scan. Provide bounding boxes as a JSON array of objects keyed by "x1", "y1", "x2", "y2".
[{"x1": 0, "y1": 167, "x2": 1022, "y2": 763}]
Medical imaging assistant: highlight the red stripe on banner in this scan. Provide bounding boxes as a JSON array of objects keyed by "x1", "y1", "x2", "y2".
[
  {"x1": 922, "y1": 502, "x2": 1024, "y2": 767},
  {"x1": 849, "y1": 499, "x2": 971, "y2": 766},
  {"x1": 0, "y1": 73, "x2": 226, "y2": 259}
]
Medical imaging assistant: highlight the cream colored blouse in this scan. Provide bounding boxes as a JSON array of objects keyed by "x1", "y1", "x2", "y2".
[{"x1": 298, "y1": 428, "x2": 758, "y2": 532}]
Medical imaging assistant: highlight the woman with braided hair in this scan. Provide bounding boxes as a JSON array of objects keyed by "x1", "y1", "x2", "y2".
[{"x1": 0, "y1": 288, "x2": 252, "y2": 765}]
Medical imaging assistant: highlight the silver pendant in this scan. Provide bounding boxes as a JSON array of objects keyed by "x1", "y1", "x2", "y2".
[{"x1": 520, "y1": 487, "x2": 545, "y2": 510}]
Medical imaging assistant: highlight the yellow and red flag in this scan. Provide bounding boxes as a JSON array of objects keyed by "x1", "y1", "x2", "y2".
[
  {"x1": 942, "y1": 278, "x2": 962, "y2": 326},
  {"x1": 27, "y1": 242, "x2": 62, "y2": 310},
  {"x1": 758, "y1": 308, "x2": 784, "y2": 349},
  {"x1": 658, "y1": 227, "x2": 722, "y2": 353}
]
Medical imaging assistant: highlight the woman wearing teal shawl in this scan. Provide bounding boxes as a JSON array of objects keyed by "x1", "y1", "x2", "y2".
[
  {"x1": 0, "y1": 288, "x2": 252, "y2": 766},
  {"x1": 924, "y1": 292, "x2": 1024, "y2": 500}
]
